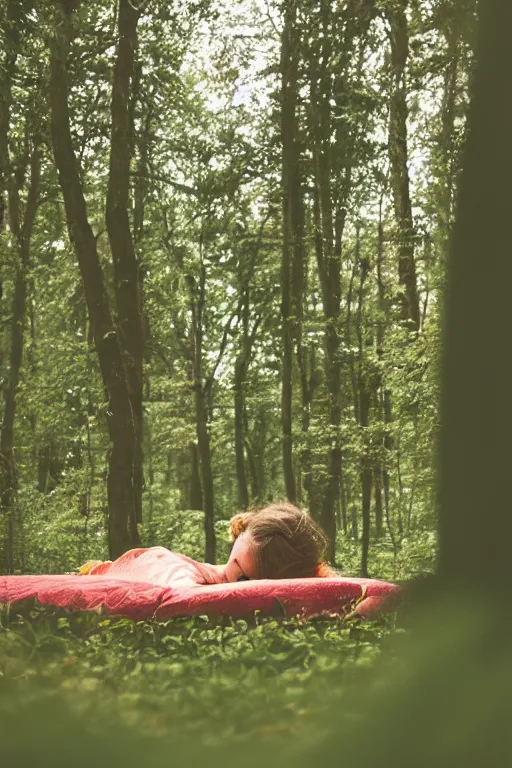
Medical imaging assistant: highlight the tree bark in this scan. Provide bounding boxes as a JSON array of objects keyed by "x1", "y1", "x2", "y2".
[
  {"x1": 106, "y1": 0, "x2": 144, "y2": 540},
  {"x1": 292, "y1": 156, "x2": 316, "y2": 514},
  {"x1": 49, "y1": 6, "x2": 138, "y2": 559},
  {"x1": 0, "y1": 0, "x2": 21, "y2": 310},
  {"x1": 307, "y1": 0, "x2": 342, "y2": 559},
  {"x1": 279, "y1": 0, "x2": 300, "y2": 503},
  {"x1": 0, "y1": 144, "x2": 40, "y2": 573},
  {"x1": 245, "y1": 436, "x2": 261, "y2": 504},
  {"x1": 234, "y1": 301, "x2": 250, "y2": 510},
  {"x1": 438, "y1": 0, "x2": 512, "y2": 596},
  {"x1": 375, "y1": 195, "x2": 395, "y2": 541},
  {"x1": 195, "y1": 385, "x2": 215, "y2": 562},
  {"x1": 433, "y1": 8, "x2": 465, "y2": 256},
  {"x1": 0, "y1": 1, "x2": 20, "y2": 573},
  {"x1": 355, "y1": 238, "x2": 372, "y2": 578},
  {"x1": 374, "y1": 469, "x2": 384, "y2": 539},
  {"x1": 360, "y1": 451, "x2": 372, "y2": 578},
  {"x1": 188, "y1": 442, "x2": 203, "y2": 511},
  {"x1": 386, "y1": 0, "x2": 420, "y2": 332},
  {"x1": 191, "y1": 251, "x2": 216, "y2": 563}
]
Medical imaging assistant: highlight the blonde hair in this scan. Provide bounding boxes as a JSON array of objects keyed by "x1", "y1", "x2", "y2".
[{"x1": 229, "y1": 502, "x2": 332, "y2": 579}]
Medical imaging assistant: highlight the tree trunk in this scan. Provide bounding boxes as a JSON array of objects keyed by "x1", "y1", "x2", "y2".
[
  {"x1": 308, "y1": 2, "x2": 342, "y2": 560},
  {"x1": 374, "y1": 469, "x2": 384, "y2": 539},
  {"x1": 234, "y1": 359, "x2": 249, "y2": 510},
  {"x1": 435, "y1": 13, "x2": 462, "y2": 255},
  {"x1": 144, "y1": 379, "x2": 154, "y2": 538},
  {"x1": 292, "y1": 159, "x2": 316, "y2": 514},
  {"x1": 438, "y1": 0, "x2": 512, "y2": 595},
  {"x1": 0, "y1": 0, "x2": 21, "y2": 312},
  {"x1": 234, "y1": 290, "x2": 252, "y2": 510},
  {"x1": 339, "y1": 469, "x2": 348, "y2": 535},
  {"x1": 106, "y1": 0, "x2": 144, "y2": 540},
  {"x1": 375, "y1": 196, "x2": 395, "y2": 543},
  {"x1": 195, "y1": 385, "x2": 216, "y2": 563},
  {"x1": 190, "y1": 251, "x2": 216, "y2": 563},
  {"x1": 244, "y1": 437, "x2": 261, "y2": 504},
  {"x1": 279, "y1": 0, "x2": 300, "y2": 503},
  {"x1": 360, "y1": 455, "x2": 372, "y2": 578},
  {"x1": 0, "y1": 133, "x2": 40, "y2": 573},
  {"x1": 49, "y1": 6, "x2": 138, "y2": 559},
  {"x1": 0, "y1": 0, "x2": 22, "y2": 573},
  {"x1": 350, "y1": 504, "x2": 358, "y2": 541},
  {"x1": 356, "y1": 246, "x2": 372, "y2": 578},
  {"x1": 188, "y1": 442, "x2": 203, "y2": 511},
  {"x1": 386, "y1": 0, "x2": 420, "y2": 332}
]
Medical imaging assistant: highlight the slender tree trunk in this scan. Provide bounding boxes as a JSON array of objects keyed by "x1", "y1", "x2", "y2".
[
  {"x1": 195, "y1": 386, "x2": 215, "y2": 562},
  {"x1": 360, "y1": 448, "x2": 372, "y2": 578},
  {"x1": 188, "y1": 442, "x2": 203, "y2": 511},
  {"x1": 280, "y1": 0, "x2": 300, "y2": 503},
  {"x1": 396, "y1": 440, "x2": 405, "y2": 537},
  {"x1": 374, "y1": 469, "x2": 384, "y2": 538},
  {"x1": 49, "y1": 6, "x2": 137, "y2": 559},
  {"x1": 356, "y1": 243, "x2": 372, "y2": 577},
  {"x1": 144, "y1": 379, "x2": 154, "y2": 538},
  {"x1": 253, "y1": 407, "x2": 268, "y2": 502},
  {"x1": 382, "y1": 444, "x2": 397, "y2": 555},
  {"x1": 350, "y1": 509, "x2": 358, "y2": 541},
  {"x1": 190, "y1": 252, "x2": 216, "y2": 563},
  {"x1": 0, "y1": 136, "x2": 40, "y2": 573},
  {"x1": 0, "y1": 0, "x2": 21, "y2": 573},
  {"x1": 370, "y1": 208, "x2": 386, "y2": 541},
  {"x1": 234, "y1": 291, "x2": 251, "y2": 510},
  {"x1": 374, "y1": 195, "x2": 397, "y2": 544},
  {"x1": 339, "y1": 469, "x2": 348, "y2": 535},
  {"x1": 0, "y1": 0, "x2": 21, "y2": 309},
  {"x1": 132, "y1": 75, "x2": 152, "y2": 374},
  {"x1": 292, "y1": 200, "x2": 317, "y2": 514},
  {"x1": 234, "y1": 361, "x2": 249, "y2": 509},
  {"x1": 298, "y1": 362, "x2": 317, "y2": 514},
  {"x1": 246, "y1": 400, "x2": 267, "y2": 504},
  {"x1": 435, "y1": 19, "x2": 461, "y2": 255},
  {"x1": 244, "y1": 437, "x2": 261, "y2": 504},
  {"x1": 78, "y1": 388, "x2": 95, "y2": 562},
  {"x1": 386, "y1": 0, "x2": 420, "y2": 331},
  {"x1": 308, "y1": 5, "x2": 342, "y2": 559},
  {"x1": 106, "y1": 0, "x2": 143, "y2": 541}
]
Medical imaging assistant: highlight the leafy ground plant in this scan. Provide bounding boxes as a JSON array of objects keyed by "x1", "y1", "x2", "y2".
[{"x1": 0, "y1": 603, "x2": 395, "y2": 749}]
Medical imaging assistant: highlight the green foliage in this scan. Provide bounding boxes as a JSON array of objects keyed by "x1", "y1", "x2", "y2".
[
  {"x1": 1, "y1": 0, "x2": 471, "y2": 584},
  {"x1": 0, "y1": 603, "x2": 392, "y2": 747}
]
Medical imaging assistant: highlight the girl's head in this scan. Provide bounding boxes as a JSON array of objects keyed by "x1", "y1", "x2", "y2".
[{"x1": 224, "y1": 502, "x2": 330, "y2": 582}]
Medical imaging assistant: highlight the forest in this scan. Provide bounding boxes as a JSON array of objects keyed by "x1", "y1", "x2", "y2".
[
  {"x1": 2, "y1": 0, "x2": 511, "y2": 764},
  {"x1": 0, "y1": 0, "x2": 473, "y2": 579}
]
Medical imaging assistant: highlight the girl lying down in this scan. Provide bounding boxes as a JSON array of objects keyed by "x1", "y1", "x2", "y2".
[{"x1": 78, "y1": 502, "x2": 337, "y2": 588}]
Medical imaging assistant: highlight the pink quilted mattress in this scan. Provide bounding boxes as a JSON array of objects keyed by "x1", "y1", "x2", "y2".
[{"x1": 0, "y1": 573, "x2": 400, "y2": 621}]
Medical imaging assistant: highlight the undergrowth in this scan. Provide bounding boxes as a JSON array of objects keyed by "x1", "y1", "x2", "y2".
[{"x1": 0, "y1": 604, "x2": 399, "y2": 749}]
